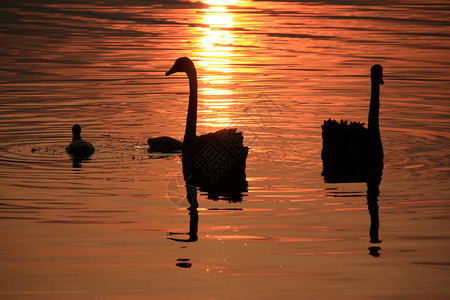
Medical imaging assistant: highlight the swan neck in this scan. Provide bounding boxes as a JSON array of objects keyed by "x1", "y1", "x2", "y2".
[
  {"x1": 72, "y1": 132, "x2": 81, "y2": 141},
  {"x1": 368, "y1": 82, "x2": 380, "y2": 134},
  {"x1": 368, "y1": 80, "x2": 383, "y2": 165},
  {"x1": 184, "y1": 68, "x2": 197, "y2": 145}
]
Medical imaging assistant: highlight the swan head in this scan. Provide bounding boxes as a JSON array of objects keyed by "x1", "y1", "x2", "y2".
[
  {"x1": 166, "y1": 57, "x2": 196, "y2": 76},
  {"x1": 71, "y1": 124, "x2": 82, "y2": 141},
  {"x1": 72, "y1": 124, "x2": 82, "y2": 134},
  {"x1": 371, "y1": 64, "x2": 384, "y2": 85}
]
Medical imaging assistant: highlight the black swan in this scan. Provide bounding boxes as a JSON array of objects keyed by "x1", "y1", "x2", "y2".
[
  {"x1": 321, "y1": 64, "x2": 384, "y2": 183},
  {"x1": 66, "y1": 124, "x2": 95, "y2": 158},
  {"x1": 166, "y1": 57, "x2": 248, "y2": 200},
  {"x1": 147, "y1": 136, "x2": 182, "y2": 153},
  {"x1": 322, "y1": 65, "x2": 384, "y2": 245}
]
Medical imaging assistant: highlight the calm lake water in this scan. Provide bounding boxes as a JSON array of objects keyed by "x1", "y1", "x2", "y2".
[{"x1": 1, "y1": 0, "x2": 449, "y2": 299}]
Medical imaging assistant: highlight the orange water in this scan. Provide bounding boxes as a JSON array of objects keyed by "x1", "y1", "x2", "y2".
[{"x1": 0, "y1": 1, "x2": 449, "y2": 299}]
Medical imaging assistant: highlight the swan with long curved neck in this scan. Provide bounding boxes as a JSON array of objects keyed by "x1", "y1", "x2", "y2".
[
  {"x1": 321, "y1": 64, "x2": 384, "y2": 182},
  {"x1": 166, "y1": 57, "x2": 248, "y2": 197}
]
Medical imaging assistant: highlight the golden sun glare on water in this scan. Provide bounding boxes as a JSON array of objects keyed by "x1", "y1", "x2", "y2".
[
  {"x1": 197, "y1": 1, "x2": 239, "y2": 126},
  {"x1": 204, "y1": 0, "x2": 238, "y2": 6}
]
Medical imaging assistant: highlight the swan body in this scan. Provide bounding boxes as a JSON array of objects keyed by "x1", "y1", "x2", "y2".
[
  {"x1": 182, "y1": 127, "x2": 248, "y2": 200},
  {"x1": 66, "y1": 124, "x2": 95, "y2": 158},
  {"x1": 321, "y1": 64, "x2": 384, "y2": 183},
  {"x1": 166, "y1": 57, "x2": 248, "y2": 200},
  {"x1": 147, "y1": 136, "x2": 182, "y2": 153}
]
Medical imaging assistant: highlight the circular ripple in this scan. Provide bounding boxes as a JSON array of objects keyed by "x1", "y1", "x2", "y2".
[{"x1": 0, "y1": 140, "x2": 68, "y2": 167}]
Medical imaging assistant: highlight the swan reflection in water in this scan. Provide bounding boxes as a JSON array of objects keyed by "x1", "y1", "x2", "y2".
[
  {"x1": 167, "y1": 180, "x2": 246, "y2": 242},
  {"x1": 321, "y1": 65, "x2": 384, "y2": 257},
  {"x1": 167, "y1": 185, "x2": 199, "y2": 243},
  {"x1": 167, "y1": 170, "x2": 247, "y2": 268}
]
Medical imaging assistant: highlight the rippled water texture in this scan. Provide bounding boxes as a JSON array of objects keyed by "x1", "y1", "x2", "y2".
[{"x1": 0, "y1": 0, "x2": 449, "y2": 299}]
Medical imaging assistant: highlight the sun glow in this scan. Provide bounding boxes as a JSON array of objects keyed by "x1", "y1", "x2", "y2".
[
  {"x1": 197, "y1": 2, "x2": 237, "y2": 126},
  {"x1": 197, "y1": 5, "x2": 235, "y2": 69},
  {"x1": 204, "y1": 0, "x2": 238, "y2": 6}
]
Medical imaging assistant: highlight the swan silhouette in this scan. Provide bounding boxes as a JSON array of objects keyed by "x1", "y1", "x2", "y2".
[
  {"x1": 166, "y1": 57, "x2": 248, "y2": 199},
  {"x1": 66, "y1": 124, "x2": 95, "y2": 159},
  {"x1": 147, "y1": 136, "x2": 182, "y2": 153},
  {"x1": 321, "y1": 64, "x2": 384, "y2": 183}
]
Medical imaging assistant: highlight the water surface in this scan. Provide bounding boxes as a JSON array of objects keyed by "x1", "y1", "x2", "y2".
[{"x1": 0, "y1": 0, "x2": 449, "y2": 299}]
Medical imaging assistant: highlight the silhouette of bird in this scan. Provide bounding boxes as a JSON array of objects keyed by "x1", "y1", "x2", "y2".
[
  {"x1": 322, "y1": 65, "x2": 385, "y2": 245},
  {"x1": 321, "y1": 64, "x2": 384, "y2": 182},
  {"x1": 166, "y1": 57, "x2": 248, "y2": 197},
  {"x1": 147, "y1": 136, "x2": 182, "y2": 153},
  {"x1": 66, "y1": 124, "x2": 95, "y2": 159}
]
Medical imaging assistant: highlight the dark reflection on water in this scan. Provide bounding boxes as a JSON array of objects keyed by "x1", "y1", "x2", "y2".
[
  {"x1": 176, "y1": 258, "x2": 192, "y2": 269},
  {"x1": 167, "y1": 186, "x2": 199, "y2": 243},
  {"x1": 323, "y1": 176, "x2": 383, "y2": 256},
  {"x1": 167, "y1": 158, "x2": 247, "y2": 242},
  {"x1": 366, "y1": 180, "x2": 381, "y2": 245},
  {"x1": 71, "y1": 157, "x2": 84, "y2": 168},
  {"x1": 168, "y1": 157, "x2": 247, "y2": 269}
]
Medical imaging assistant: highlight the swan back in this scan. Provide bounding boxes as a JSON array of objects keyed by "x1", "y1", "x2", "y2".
[
  {"x1": 147, "y1": 136, "x2": 182, "y2": 153},
  {"x1": 182, "y1": 128, "x2": 248, "y2": 201}
]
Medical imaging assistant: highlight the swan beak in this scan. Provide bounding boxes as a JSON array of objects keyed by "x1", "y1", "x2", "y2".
[{"x1": 166, "y1": 67, "x2": 177, "y2": 76}]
